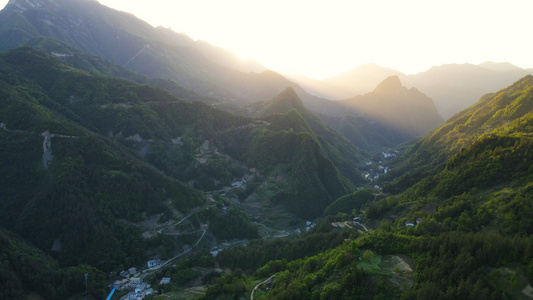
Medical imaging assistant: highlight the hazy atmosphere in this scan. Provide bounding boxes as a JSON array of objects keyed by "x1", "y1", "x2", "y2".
[
  {"x1": 1, "y1": 0, "x2": 533, "y2": 299},
  {"x1": 2, "y1": 0, "x2": 532, "y2": 78}
]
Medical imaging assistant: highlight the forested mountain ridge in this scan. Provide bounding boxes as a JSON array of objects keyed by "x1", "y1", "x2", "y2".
[
  {"x1": 200, "y1": 75, "x2": 533, "y2": 300},
  {"x1": 0, "y1": 47, "x2": 210, "y2": 274},
  {"x1": 296, "y1": 62, "x2": 533, "y2": 119},
  {"x1": 257, "y1": 87, "x2": 364, "y2": 175},
  {"x1": 0, "y1": 0, "x2": 333, "y2": 109},
  {"x1": 386, "y1": 74, "x2": 533, "y2": 195},
  {"x1": 10, "y1": 45, "x2": 363, "y2": 204},
  {"x1": 0, "y1": 47, "x2": 367, "y2": 299},
  {"x1": 219, "y1": 87, "x2": 364, "y2": 218},
  {"x1": 0, "y1": 45, "x2": 364, "y2": 216},
  {"x1": 25, "y1": 36, "x2": 218, "y2": 104}
]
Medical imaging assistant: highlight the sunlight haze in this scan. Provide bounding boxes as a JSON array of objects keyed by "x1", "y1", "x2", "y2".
[{"x1": 1, "y1": 0, "x2": 532, "y2": 79}]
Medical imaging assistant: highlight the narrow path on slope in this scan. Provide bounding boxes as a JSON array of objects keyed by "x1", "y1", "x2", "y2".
[{"x1": 250, "y1": 275, "x2": 275, "y2": 300}]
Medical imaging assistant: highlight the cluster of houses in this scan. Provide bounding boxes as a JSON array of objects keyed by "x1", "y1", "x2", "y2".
[
  {"x1": 126, "y1": 280, "x2": 153, "y2": 300},
  {"x1": 147, "y1": 259, "x2": 162, "y2": 269},
  {"x1": 305, "y1": 221, "x2": 316, "y2": 232},
  {"x1": 381, "y1": 151, "x2": 398, "y2": 159},
  {"x1": 364, "y1": 162, "x2": 389, "y2": 181},
  {"x1": 363, "y1": 151, "x2": 398, "y2": 182},
  {"x1": 119, "y1": 267, "x2": 139, "y2": 279},
  {"x1": 114, "y1": 269, "x2": 154, "y2": 300},
  {"x1": 113, "y1": 263, "x2": 167, "y2": 300},
  {"x1": 294, "y1": 221, "x2": 317, "y2": 234}
]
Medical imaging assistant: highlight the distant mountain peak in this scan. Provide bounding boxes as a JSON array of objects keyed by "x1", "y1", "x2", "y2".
[
  {"x1": 373, "y1": 75, "x2": 403, "y2": 94},
  {"x1": 259, "y1": 87, "x2": 305, "y2": 117},
  {"x1": 277, "y1": 86, "x2": 299, "y2": 99},
  {"x1": 478, "y1": 61, "x2": 523, "y2": 72},
  {"x1": 272, "y1": 87, "x2": 305, "y2": 109}
]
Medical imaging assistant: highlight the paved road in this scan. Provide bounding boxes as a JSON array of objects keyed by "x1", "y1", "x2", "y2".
[{"x1": 250, "y1": 275, "x2": 275, "y2": 300}]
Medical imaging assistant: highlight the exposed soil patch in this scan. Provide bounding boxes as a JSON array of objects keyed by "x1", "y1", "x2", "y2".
[{"x1": 380, "y1": 255, "x2": 414, "y2": 289}]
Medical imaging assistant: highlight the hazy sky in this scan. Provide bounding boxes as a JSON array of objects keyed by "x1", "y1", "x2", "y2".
[{"x1": 1, "y1": 0, "x2": 532, "y2": 79}]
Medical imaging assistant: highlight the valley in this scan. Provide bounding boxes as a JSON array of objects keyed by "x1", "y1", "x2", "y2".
[{"x1": 0, "y1": 0, "x2": 531, "y2": 299}]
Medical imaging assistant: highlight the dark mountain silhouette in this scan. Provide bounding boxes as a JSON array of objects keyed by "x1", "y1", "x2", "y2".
[
  {"x1": 293, "y1": 62, "x2": 532, "y2": 120},
  {"x1": 329, "y1": 76, "x2": 443, "y2": 150},
  {"x1": 0, "y1": 0, "x2": 333, "y2": 109}
]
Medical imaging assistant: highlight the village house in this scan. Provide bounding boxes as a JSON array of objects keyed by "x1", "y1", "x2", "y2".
[
  {"x1": 147, "y1": 259, "x2": 161, "y2": 268},
  {"x1": 135, "y1": 282, "x2": 147, "y2": 295},
  {"x1": 305, "y1": 221, "x2": 316, "y2": 232},
  {"x1": 120, "y1": 279, "x2": 130, "y2": 289},
  {"x1": 128, "y1": 267, "x2": 137, "y2": 275},
  {"x1": 113, "y1": 280, "x2": 123, "y2": 290},
  {"x1": 120, "y1": 270, "x2": 129, "y2": 277},
  {"x1": 130, "y1": 277, "x2": 141, "y2": 286},
  {"x1": 127, "y1": 291, "x2": 137, "y2": 300},
  {"x1": 231, "y1": 178, "x2": 247, "y2": 187},
  {"x1": 405, "y1": 221, "x2": 415, "y2": 227},
  {"x1": 353, "y1": 217, "x2": 363, "y2": 225},
  {"x1": 160, "y1": 277, "x2": 171, "y2": 285}
]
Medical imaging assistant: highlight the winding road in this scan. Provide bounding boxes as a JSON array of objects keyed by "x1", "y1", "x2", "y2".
[{"x1": 250, "y1": 275, "x2": 275, "y2": 300}]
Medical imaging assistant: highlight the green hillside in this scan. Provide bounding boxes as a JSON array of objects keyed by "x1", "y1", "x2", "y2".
[
  {"x1": 0, "y1": 228, "x2": 109, "y2": 299},
  {"x1": 200, "y1": 75, "x2": 533, "y2": 299},
  {"x1": 0, "y1": 48, "x2": 207, "y2": 272},
  {"x1": 216, "y1": 88, "x2": 365, "y2": 218},
  {"x1": 24, "y1": 36, "x2": 217, "y2": 104},
  {"x1": 0, "y1": 47, "x2": 367, "y2": 294},
  {"x1": 386, "y1": 75, "x2": 533, "y2": 195},
  {"x1": 0, "y1": 0, "x2": 333, "y2": 109}
]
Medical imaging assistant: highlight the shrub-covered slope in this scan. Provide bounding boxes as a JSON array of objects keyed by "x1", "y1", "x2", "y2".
[
  {"x1": 386, "y1": 75, "x2": 533, "y2": 195},
  {"x1": 202, "y1": 75, "x2": 533, "y2": 300},
  {"x1": 0, "y1": 47, "x2": 364, "y2": 268},
  {"x1": 0, "y1": 48, "x2": 207, "y2": 273}
]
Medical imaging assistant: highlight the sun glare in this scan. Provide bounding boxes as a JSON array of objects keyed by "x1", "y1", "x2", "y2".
[{"x1": 0, "y1": 0, "x2": 531, "y2": 77}]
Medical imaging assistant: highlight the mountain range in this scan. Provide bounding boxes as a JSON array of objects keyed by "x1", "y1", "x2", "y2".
[
  {"x1": 2, "y1": 0, "x2": 530, "y2": 124},
  {"x1": 0, "y1": 46, "x2": 370, "y2": 298},
  {"x1": 0, "y1": 0, "x2": 448, "y2": 152},
  {"x1": 205, "y1": 74, "x2": 533, "y2": 300},
  {"x1": 294, "y1": 63, "x2": 533, "y2": 119},
  {"x1": 0, "y1": 0, "x2": 323, "y2": 107},
  {"x1": 1, "y1": 0, "x2": 532, "y2": 299}
]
